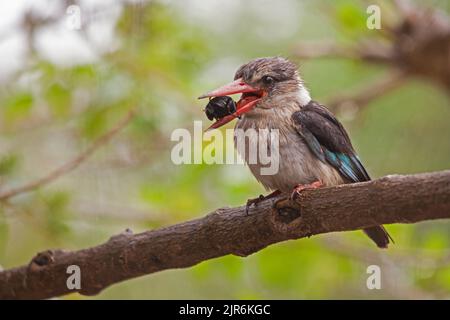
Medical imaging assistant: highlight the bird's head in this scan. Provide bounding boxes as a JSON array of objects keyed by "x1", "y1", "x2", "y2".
[{"x1": 199, "y1": 57, "x2": 310, "y2": 130}]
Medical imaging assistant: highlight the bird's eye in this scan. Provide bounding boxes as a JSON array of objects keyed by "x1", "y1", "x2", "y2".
[{"x1": 262, "y1": 76, "x2": 275, "y2": 85}]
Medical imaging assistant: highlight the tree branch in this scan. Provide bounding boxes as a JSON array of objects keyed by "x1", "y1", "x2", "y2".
[
  {"x1": 292, "y1": 1, "x2": 450, "y2": 111},
  {"x1": 327, "y1": 69, "x2": 407, "y2": 112},
  {"x1": 0, "y1": 110, "x2": 135, "y2": 202},
  {"x1": 291, "y1": 41, "x2": 393, "y2": 64},
  {"x1": 0, "y1": 170, "x2": 449, "y2": 299}
]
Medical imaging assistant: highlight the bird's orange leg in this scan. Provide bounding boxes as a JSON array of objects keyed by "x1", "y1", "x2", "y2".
[
  {"x1": 246, "y1": 190, "x2": 281, "y2": 215},
  {"x1": 290, "y1": 181, "x2": 323, "y2": 200}
]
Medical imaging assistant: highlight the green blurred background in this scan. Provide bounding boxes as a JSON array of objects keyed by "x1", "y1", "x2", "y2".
[{"x1": 0, "y1": 0, "x2": 449, "y2": 299}]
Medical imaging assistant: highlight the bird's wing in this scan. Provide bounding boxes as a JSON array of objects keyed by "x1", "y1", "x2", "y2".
[{"x1": 292, "y1": 101, "x2": 370, "y2": 182}]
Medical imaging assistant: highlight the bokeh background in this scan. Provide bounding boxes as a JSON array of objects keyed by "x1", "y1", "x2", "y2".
[{"x1": 0, "y1": 0, "x2": 449, "y2": 299}]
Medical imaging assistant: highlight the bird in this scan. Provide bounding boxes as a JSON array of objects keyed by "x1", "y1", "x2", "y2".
[{"x1": 199, "y1": 57, "x2": 392, "y2": 248}]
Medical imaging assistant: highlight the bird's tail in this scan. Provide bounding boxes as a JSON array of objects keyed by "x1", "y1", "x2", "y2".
[{"x1": 363, "y1": 225, "x2": 393, "y2": 249}]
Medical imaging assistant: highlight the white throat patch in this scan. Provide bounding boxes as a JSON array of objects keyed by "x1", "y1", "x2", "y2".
[{"x1": 297, "y1": 86, "x2": 311, "y2": 106}]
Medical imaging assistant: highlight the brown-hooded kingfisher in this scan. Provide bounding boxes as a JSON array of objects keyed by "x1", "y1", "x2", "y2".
[{"x1": 199, "y1": 57, "x2": 392, "y2": 248}]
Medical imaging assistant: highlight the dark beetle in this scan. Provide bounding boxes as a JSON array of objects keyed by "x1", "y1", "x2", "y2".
[{"x1": 204, "y1": 96, "x2": 236, "y2": 121}]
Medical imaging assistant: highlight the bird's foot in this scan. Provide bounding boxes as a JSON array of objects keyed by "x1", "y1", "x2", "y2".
[
  {"x1": 290, "y1": 181, "x2": 323, "y2": 201},
  {"x1": 246, "y1": 190, "x2": 281, "y2": 215}
]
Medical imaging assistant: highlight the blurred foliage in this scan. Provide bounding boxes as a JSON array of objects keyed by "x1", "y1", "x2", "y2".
[{"x1": 0, "y1": 0, "x2": 449, "y2": 299}]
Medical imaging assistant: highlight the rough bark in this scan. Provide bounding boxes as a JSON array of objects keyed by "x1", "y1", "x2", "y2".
[{"x1": 1, "y1": 170, "x2": 450, "y2": 299}]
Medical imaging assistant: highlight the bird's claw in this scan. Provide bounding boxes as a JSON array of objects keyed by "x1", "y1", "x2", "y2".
[
  {"x1": 245, "y1": 194, "x2": 265, "y2": 215},
  {"x1": 290, "y1": 181, "x2": 323, "y2": 201},
  {"x1": 245, "y1": 190, "x2": 282, "y2": 215}
]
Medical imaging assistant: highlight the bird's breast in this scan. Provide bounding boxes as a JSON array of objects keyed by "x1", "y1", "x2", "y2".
[{"x1": 234, "y1": 111, "x2": 343, "y2": 193}]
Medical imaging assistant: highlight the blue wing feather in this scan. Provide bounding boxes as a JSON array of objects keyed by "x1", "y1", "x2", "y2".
[
  {"x1": 292, "y1": 101, "x2": 370, "y2": 183},
  {"x1": 292, "y1": 101, "x2": 392, "y2": 247}
]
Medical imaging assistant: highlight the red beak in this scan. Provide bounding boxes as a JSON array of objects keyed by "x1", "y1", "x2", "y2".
[{"x1": 198, "y1": 78, "x2": 264, "y2": 131}]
